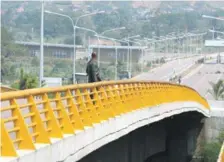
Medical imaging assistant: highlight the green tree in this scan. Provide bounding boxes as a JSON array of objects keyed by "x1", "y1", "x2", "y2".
[
  {"x1": 11, "y1": 69, "x2": 38, "y2": 90},
  {"x1": 1, "y1": 27, "x2": 28, "y2": 83},
  {"x1": 201, "y1": 131, "x2": 224, "y2": 162},
  {"x1": 208, "y1": 80, "x2": 224, "y2": 100}
]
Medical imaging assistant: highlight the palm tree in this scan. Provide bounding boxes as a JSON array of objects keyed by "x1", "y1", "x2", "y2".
[{"x1": 208, "y1": 80, "x2": 224, "y2": 100}]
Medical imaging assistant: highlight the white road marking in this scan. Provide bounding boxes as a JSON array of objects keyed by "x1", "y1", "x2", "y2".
[{"x1": 182, "y1": 64, "x2": 204, "y2": 81}]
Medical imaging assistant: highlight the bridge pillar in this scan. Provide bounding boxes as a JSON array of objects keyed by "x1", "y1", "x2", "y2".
[{"x1": 166, "y1": 113, "x2": 203, "y2": 162}]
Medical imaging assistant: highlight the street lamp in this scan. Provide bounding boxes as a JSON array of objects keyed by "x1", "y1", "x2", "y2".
[
  {"x1": 101, "y1": 27, "x2": 126, "y2": 35},
  {"x1": 209, "y1": 29, "x2": 224, "y2": 35},
  {"x1": 202, "y1": 15, "x2": 224, "y2": 21},
  {"x1": 202, "y1": 15, "x2": 224, "y2": 39},
  {"x1": 45, "y1": 10, "x2": 104, "y2": 84},
  {"x1": 129, "y1": 40, "x2": 145, "y2": 73},
  {"x1": 123, "y1": 38, "x2": 144, "y2": 74},
  {"x1": 40, "y1": 1, "x2": 44, "y2": 87},
  {"x1": 123, "y1": 35, "x2": 140, "y2": 40},
  {"x1": 75, "y1": 26, "x2": 101, "y2": 66},
  {"x1": 94, "y1": 35, "x2": 130, "y2": 80}
]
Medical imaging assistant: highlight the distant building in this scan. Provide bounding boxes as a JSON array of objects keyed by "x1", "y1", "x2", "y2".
[
  {"x1": 89, "y1": 38, "x2": 121, "y2": 46},
  {"x1": 15, "y1": 41, "x2": 87, "y2": 59}
]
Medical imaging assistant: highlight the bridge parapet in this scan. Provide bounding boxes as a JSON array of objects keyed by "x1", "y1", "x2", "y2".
[{"x1": 0, "y1": 80, "x2": 210, "y2": 161}]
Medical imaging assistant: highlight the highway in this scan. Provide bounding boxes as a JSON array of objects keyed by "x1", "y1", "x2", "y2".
[
  {"x1": 135, "y1": 53, "x2": 223, "y2": 100},
  {"x1": 134, "y1": 56, "x2": 202, "y2": 81},
  {"x1": 182, "y1": 63, "x2": 224, "y2": 99}
]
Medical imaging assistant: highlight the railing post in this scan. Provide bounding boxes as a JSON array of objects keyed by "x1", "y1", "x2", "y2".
[
  {"x1": 1, "y1": 121, "x2": 18, "y2": 156},
  {"x1": 98, "y1": 85, "x2": 115, "y2": 119},
  {"x1": 75, "y1": 89, "x2": 92, "y2": 126},
  {"x1": 83, "y1": 88, "x2": 101, "y2": 124},
  {"x1": 42, "y1": 94, "x2": 63, "y2": 138},
  {"x1": 10, "y1": 99, "x2": 35, "y2": 150},
  {"x1": 28, "y1": 95, "x2": 51, "y2": 143},
  {"x1": 66, "y1": 90, "x2": 84, "y2": 131},
  {"x1": 55, "y1": 92, "x2": 74, "y2": 134}
]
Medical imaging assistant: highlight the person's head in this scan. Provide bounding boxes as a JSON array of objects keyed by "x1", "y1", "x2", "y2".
[{"x1": 91, "y1": 52, "x2": 97, "y2": 60}]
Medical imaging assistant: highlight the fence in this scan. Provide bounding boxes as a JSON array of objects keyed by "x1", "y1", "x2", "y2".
[{"x1": 0, "y1": 80, "x2": 209, "y2": 157}]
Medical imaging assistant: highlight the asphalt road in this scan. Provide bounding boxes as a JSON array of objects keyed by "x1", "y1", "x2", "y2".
[
  {"x1": 182, "y1": 63, "x2": 224, "y2": 99},
  {"x1": 134, "y1": 53, "x2": 223, "y2": 100},
  {"x1": 134, "y1": 56, "x2": 202, "y2": 81}
]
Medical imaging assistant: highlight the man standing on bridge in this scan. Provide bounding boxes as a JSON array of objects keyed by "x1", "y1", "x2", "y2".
[
  {"x1": 86, "y1": 52, "x2": 101, "y2": 83},
  {"x1": 178, "y1": 76, "x2": 182, "y2": 84}
]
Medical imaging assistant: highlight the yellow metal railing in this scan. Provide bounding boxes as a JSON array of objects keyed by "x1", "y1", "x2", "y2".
[{"x1": 0, "y1": 80, "x2": 209, "y2": 157}]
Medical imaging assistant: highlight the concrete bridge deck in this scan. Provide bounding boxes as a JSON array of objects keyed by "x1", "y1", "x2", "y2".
[{"x1": 0, "y1": 80, "x2": 210, "y2": 162}]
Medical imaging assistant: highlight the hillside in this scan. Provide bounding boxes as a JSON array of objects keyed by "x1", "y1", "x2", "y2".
[
  {"x1": 2, "y1": 1, "x2": 224, "y2": 87},
  {"x1": 1, "y1": 1, "x2": 224, "y2": 45}
]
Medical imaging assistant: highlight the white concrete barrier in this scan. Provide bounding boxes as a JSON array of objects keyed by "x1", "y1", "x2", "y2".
[{"x1": 0, "y1": 101, "x2": 210, "y2": 162}]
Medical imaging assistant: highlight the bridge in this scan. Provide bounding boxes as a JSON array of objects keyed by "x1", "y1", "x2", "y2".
[{"x1": 0, "y1": 80, "x2": 211, "y2": 162}]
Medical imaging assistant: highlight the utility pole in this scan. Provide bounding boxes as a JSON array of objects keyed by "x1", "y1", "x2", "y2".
[
  {"x1": 115, "y1": 46, "x2": 118, "y2": 80},
  {"x1": 40, "y1": 1, "x2": 44, "y2": 87}
]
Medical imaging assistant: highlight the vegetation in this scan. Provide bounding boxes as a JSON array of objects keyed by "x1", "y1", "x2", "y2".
[
  {"x1": 1, "y1": 27, "x2": 28, "y2": 83},
  {"x1": 1, "y1": 2, "x2": 224, "y2": 85},
  {"x1": 11, "y1": 69, "x2": 38, "y2": 90},
  {"x1": 208, "y1": 79, "x2": 224, "y2": 100},
  {"x1": 2, "y1": 1, "x2": 224, "y2": 44},
  {"x1": 200, "y1": 131, "x2": 224, "y2": 162}
]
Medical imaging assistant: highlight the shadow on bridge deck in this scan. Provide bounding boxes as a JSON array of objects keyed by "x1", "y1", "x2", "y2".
[{"x1": 79, "y1": 112, "x2": 205, "y2": 162}]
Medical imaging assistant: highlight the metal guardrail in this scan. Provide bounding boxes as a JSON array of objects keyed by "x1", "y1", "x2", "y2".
[{"x1": 0, "y1": 80, "x2": 210, "y2": 157}]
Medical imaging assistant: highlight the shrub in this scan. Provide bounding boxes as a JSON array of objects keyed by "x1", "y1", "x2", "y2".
[{"x1": 200, "y1": 131, "x2": 224, "y2": 162}]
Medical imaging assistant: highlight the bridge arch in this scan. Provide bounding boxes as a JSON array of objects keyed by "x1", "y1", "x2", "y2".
[{"x1": 0, "y1": 81, "x2": 210, "y2": 162}]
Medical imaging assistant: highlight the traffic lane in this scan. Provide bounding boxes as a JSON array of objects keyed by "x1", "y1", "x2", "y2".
[
  {"x1": 183, "y1": 63, "x2": 224, "y2": 83},
  {"x1": 135, "y1": 57, "x2": 200, "y2": 80},
  {"x1": 135, "y1": 59, "x2": 190, "y2": 80},
  {"x1": 182, "y1": 63, "x2": 223, "y2": 84},
  {"x1": 183, "y1": 73, "x2": 222, "y2": 97},
  {"x1": 182, "y1": 64, "x2": 224, "y2": 98}
]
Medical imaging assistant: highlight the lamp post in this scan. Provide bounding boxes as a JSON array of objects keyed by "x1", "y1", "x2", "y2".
[
  {"x1": 123, "y1": 39, "x2": 144, "y2": 75},
  {"x1": 91, "y1": 27, "x2": 126, "y2": 68},
  {"x1": 143, "y1": 38, "x2": 158, "y2": 68},
  {"x1": 133, "y1": 40, "x2": 146, "y2": 73},
  {"x1": 40, "y1": 1, "x2": 44, "y2": 87},
  {"x1": 94, "y1": 35, "x2": 130, "y2": 80},
  {"x1": 123, "y1": 35, "x2": 140, "y2": 75},
  {"x1": 209, "y1": 29, "x2": 224, "y2": 35},
  {"x1": 45, "y1": 10, "x2": 104, "y2": 84},
  {"x1": 202, "y1": 15, "x2": 224, "y2": 21},
  {"x1": 202, "y1": 15, "x2": 224, "y2": 40},
  {"x1": 100, "y1": 27, "x2": 126, "y2": 35},
  {"x1": 75, "y1": 26, "x2": 101, "y2": 67}
]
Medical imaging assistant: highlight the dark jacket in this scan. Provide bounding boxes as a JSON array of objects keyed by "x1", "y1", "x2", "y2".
[{"x1": 86, "y1": 59, "x2": 101, "y2": 83}]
